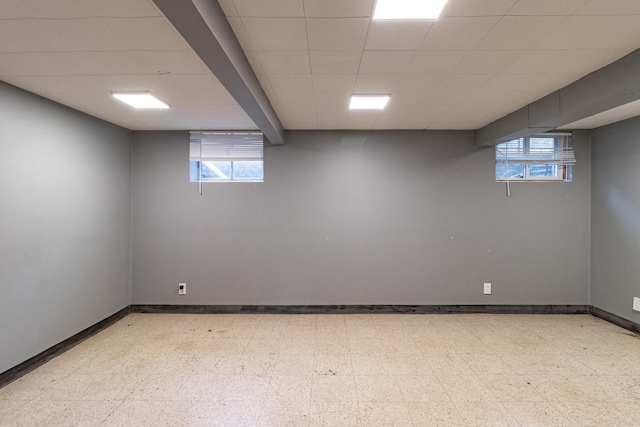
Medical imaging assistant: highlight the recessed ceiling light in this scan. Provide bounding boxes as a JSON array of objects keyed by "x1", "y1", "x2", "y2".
[
  {"x1": 349, "y1": 95, "x2": 390, "y2": 110},
  {"x1": 374, "y1": 0, "x2": 449, "y2": 20},
  {"x1": 112, "y1": 93, "x2": 169, "y2": 109}
]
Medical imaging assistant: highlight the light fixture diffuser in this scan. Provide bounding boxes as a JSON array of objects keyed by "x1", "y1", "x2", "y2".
[
  {"x1": 374, "y1": 0, "x2": 448, "y2": 20},
  {"x1": 112, "y1": 93, "x2": 169, "y2": 109},
  {"x1": 349, "y1": 95, "x2": 390, "y2": 110}
]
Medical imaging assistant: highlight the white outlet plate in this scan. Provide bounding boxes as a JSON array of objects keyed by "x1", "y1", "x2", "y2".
[
  {"x1": 179, "y1": 283, "x2": 186, "y2": 295},
  {"x1": 484, "y1": 282, "x2": 491, "y2": 295},
  {"x1": 633, "y1": 297, "x2": 640, "y2": 312}
]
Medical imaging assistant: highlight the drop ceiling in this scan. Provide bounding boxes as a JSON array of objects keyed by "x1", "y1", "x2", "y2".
[{"x1": 2, "y1": 0, "x2": 640, "y2": 132}]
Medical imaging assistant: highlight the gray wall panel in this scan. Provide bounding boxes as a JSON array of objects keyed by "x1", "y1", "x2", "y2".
[
  {"x1": 132, "y1": 130, "x2": 590, "y2": 306},
  {"x1": 0, "y1": 82, "x2": 132, "y2": 374},
  {"x1": 591, "y1": 118, "x2": 640, "y2": 323}
]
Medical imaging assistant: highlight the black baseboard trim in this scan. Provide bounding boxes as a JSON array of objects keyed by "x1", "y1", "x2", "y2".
[
  {"x1": 3, "y1": 304, "x2": 636, "y2": 390},
  {"x1": 589, "y1": 305, "x2": 640, "y2": 335},
  {"x1": 131, "y1": 304, "x2": 589, "y2": 315},
  {"x1": 0, "y1": 306, "x2": 130, "y2": 389}
]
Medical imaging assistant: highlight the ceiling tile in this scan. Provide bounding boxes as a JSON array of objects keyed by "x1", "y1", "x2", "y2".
[
  {"x1": 395, "y1": 75, "x2": 446, "y2": 92},
  {"x1": 374, "y1": 104, "x2": 450, "y2": 129},
  {"x1": 46, "y1": 17, "x2": 190, "y2": 51},
  {"x1": 454, "y1": 50, "x2": 522, "y2": 74},
  {"x1": 276, "y1": 103, "x2": 318, "y2": 129},
  {"x1": 312, "y1": 74, "x2": 357, "y2": 92},
  {"x1": 154, "y1": 91, "x2": 237, "y2": 106},
  {"x1": 275, "y1": 91, "x2": 316, "y2": 106},
  {"x1": 218, "y1": 0, "x2": 238, "y2": 16},
  {"x1": 354, "y1": 75, "x2": 399, "y2": 92},
  {"x1": 255, "y1": 51, "x2": 311, "y2": 74},
  {"x1": 346, "y1": 110, "x2": 381, "y2": 129},
  {"x1": 0, "y1": 20, "x2": 78, "y2": 53},
  {"x1": 508, "y1": 0, "x2": 590, "y2": 15},
  {"x1": 268, "y1": 74, "x2": 314, "y2": 92},
  {"x1": 421, "y1": 17, "x2": 500, "y2": 51},
  {"x1": 405, "y1": 50, "x2": 470, "y2": 74},
  {"x1": 438, "y1": 74, "x2": 494, "y2": 91},
  {"x1": 0, "y1": 52, "x2": 117, "y2": 77},
  {"x1": 578, "y1": 0, "x2": 640, "y2": 15},
  {"x1": 501, "y1": 49, "x2": 574, "y2": 74},
  {"x1": 316, "y1": 104, "x2": 348, "y2": 129},
  {"x1": 0, "y1": 0, "x2": 30, "y2": 18},
  {"x1": 306, "y1": 18, "x2": 369, "y2": 51},
  {"x1": 309, "y1": 51, "x2": 361, "y2": 74},
  {"x1": 303, "y1": 0, "x2": 374, "y2": 17},
  {"x1": 537, "y1": 15, "x2": 640, "y2": 50},
  {"x1": 242, "y1": 18, "x2": 308, "y2": 50},
  {"x1": 13, "y1": 0, "x2": 161, "y2": 18},
  {"x1": 359, "y1": 51, "x2": 415, "y2": 75},
  {"x1": 365, "y1": 21, "x2": 432, "y2": 51},
  {"x1": 126, "y1": 74, "x2": 226, "y2": 92},
  {"x1": 476, "y1": 16, "x2": 567, "y2": 50},
  {"x1": 232, "y1": 0, "x2": 303, "y2": 17},
  {"x1": 90, "y1": 51, "x2": 210, "y2": 75},
  {"x1": 441, "y1": 0, "x2": 518, "y2": 17},
  {"x1": 481, "y1": 73, "x2": 538, "y2": 92},
  {"x1": 226, "y1": 17, "x2": 256, "y2": 51},
  {"x1": 429, "y1": 105, "x2": 495, "y2": 129},
  {"x1": 3, "y1": 75, "x2": 138, "y2": 95},
  {"x1": 315, "y1": 91, "x2": 351, "y2": 110}
]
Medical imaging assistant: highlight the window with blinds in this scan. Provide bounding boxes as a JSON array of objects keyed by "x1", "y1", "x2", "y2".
[
  {"x1": 189, "y1": 131, "x2": 264, "y2": 183},
  {"x1": 495, "y1": 134, "x2": 574, "y2": 181}
]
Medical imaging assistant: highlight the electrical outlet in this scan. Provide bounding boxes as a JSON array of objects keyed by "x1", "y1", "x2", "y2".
[
  {"x1": 178, "y1": 283, "x2": 186, "y2": 295},
  {"x1": 633, "y1": 297, "x2": 640, "y2": 312},
  {"x1": 484, "y1": 282, "x2": 492, "y2": 295}
]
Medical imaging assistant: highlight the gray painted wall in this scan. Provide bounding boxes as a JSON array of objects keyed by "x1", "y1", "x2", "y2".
[
  {"x1": 132, "y1": 130, "x2": 590, "y2": 305},
  {"x1": 0, "y1": 82, "x2": 132, "y2": 373},
  {"x1": 591, "y1": 117, "x2": 640, "y2": 324}
]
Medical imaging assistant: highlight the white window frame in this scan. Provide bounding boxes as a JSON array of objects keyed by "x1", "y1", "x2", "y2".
[
  {"x1": 495, "y1": 134, "x2": 574, "y2": 182},
  {"x1": 189, "y1": 131, "x2": 264, "y2": 188}
]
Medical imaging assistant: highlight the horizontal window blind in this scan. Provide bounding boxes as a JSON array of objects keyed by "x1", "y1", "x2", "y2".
[
  {"x1": 190, "y1": 131, "x2": 263, "y2": 162},
  {"x1": 496, "y1": 135, "x2": 575, "y2": 165}
]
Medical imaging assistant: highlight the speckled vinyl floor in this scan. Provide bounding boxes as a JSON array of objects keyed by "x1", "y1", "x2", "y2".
[{"x1": 1, "y1": 313, "x2": 639, "y2": 426}]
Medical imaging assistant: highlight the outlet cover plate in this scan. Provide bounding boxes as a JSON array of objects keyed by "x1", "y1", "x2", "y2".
[
  {"x1": 633, "y1": 297, "x2": 640, "y2": 312},
  {"x1": 484, "y1": 283, "x2": 492, "y2": 295},
  {"x1": 179, "y1": 283, "x2": 186, "y2": 295}
]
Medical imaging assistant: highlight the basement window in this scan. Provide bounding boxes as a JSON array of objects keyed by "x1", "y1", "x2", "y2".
[
  {"x1": 495, "y1": 134, "x2": 574, "y2": 182},
  {"x1": 189, "y1": 131, "x2": 264, "y2": 183}
]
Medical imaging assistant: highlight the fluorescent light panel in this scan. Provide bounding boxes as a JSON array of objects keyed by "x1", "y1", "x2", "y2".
[
  {"x1": 112, "y1": 93, "x2": 169, "y2": 109},
  {"x1": 374, "y1": 0, "x2": 448, "y2": 20},
  {"x1": 349, "y1": 95, "x2": 390, "y2": 110}
]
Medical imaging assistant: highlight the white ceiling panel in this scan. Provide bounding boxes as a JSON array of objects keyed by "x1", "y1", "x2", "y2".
[
  {"x1": 477, "y1": 16, "x2": 567, "y2": 50},
  {"x1": 421, "y1": 17, "x2": 500, "y2": 51},
  {"x1": 309, "y1": 51, "x2": 362, "y2": 74},
  {"x1": 454, "y1": 50, "x2": 522, "y2": 74},
  {"x1": 226, "y1": 17, "x2": 256, "y2": 51},
  {"x1": 268, "y1": 74, "x2": 314, "y2": 92},
  {"x1": 365, "y1": 21, "x2": 433, "y2": 51},
  {"x1": 441, "y1": 0, "x2": 518, "y2": 17},
  {"x1": 2, "y1": 0, "x2": 640, "y2": 133},
  {"x1": 303, "y1": 0, "x2": 374, "y2": 18},
  {"x1": 0, "y1": 52, "x2": 117, "y2": 76},
  {"x1": 14, "y1": 0, "x2": 161, "y2": 18},
  {"x1": 90, "y1": 51, "x2": 211, "y2": 75},
  {"x1": 537, "y1": 15, "x2": 640, "y2": 50},
  {"x1": 406, "y1": 50, "x2": 470, "y2": 74},
  {"x1": 359, "y1": 51, "x2": 415, "y2": 75},
  {"x1": 232, "y1": 0, "x2": 303, "y2": 17},
  {"x1": 0, "y1": 20, "x2": 78, "y2": 53},
  {"x1": 255, "y1": 51, "x2": 311, "y2": 74},
  {"x1": 242, "y1": 18, "x2": 308, "y2": 51},
  {"x1": 306, "y1": 18, "x2": 369, "y2": 51},
  {"x1": 508, "y1": 0, "x2": 590, "y2": 15},
  {"x1": 312, "y1": 75, "x2": 357, "y2": 92},
  {"x1": 354, "y1": 75, "x2": 400, "y2": 92},
  {"x1": 46, "y1": 17, "x2": 190, "y2": 51},
  {"x1": 578, "y1": 0, "x2": 640, "y2": 15}
]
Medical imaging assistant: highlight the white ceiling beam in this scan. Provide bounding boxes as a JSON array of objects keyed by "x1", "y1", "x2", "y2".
[
  {"x1": 476, "y1": 48, "x2": 640, "y2": 146},
  {"x1": 152, "y1": 0, "x2": 284, "y2": 144}
]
